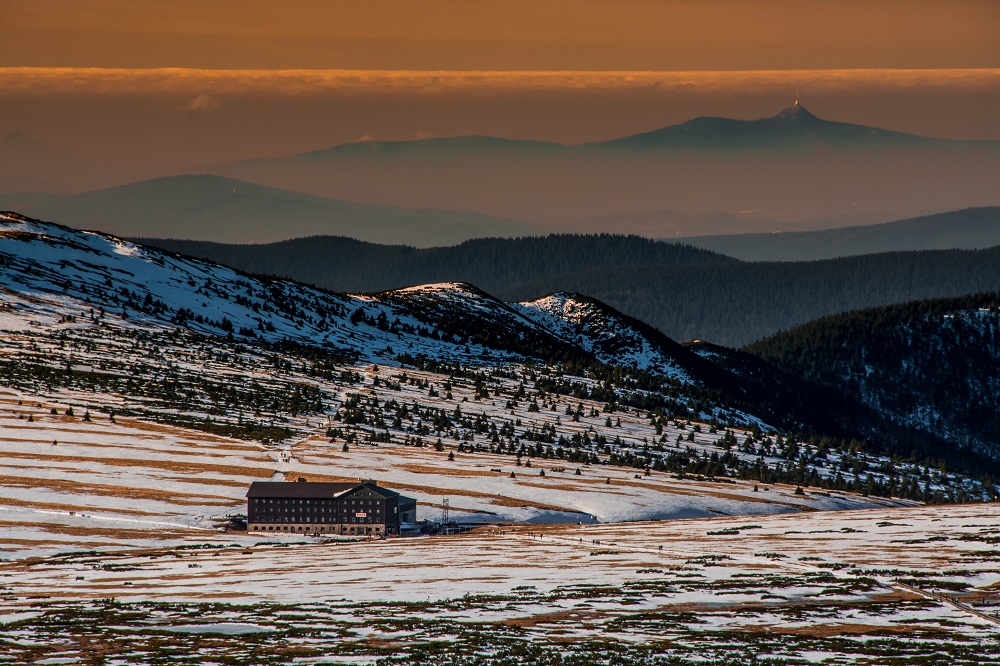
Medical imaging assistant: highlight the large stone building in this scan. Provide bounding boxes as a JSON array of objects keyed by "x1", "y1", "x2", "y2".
[{"x1": 246, "y1": 479, "x2": 417, "y2": 537}]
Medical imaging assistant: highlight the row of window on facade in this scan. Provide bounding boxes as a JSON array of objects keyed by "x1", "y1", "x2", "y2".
[
  {"x1": 258, "y1": 507, "x2": 383, "y2": 514},
  {"x1": 250, "y1": 498, "x2": 381, "y2": 506},
  {"x1": 257, "y1": 514, "x2": 381, "y2": 524},
  {"x1": 251, "y1": 524, "x2": 384, "y2": 534}
]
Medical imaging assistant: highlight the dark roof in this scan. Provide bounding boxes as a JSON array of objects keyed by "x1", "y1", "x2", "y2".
[{"x1": 246, "y1": 481, "x2": 402, "y2": 499}]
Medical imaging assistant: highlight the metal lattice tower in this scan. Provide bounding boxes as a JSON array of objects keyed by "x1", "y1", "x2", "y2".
[{"x1": 441, "y1": 498, "x2": 450, "y2": 525}]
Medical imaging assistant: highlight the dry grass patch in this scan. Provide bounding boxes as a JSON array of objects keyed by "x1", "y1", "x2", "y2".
[
  {"x1": 0, "y1": 520, "x2": 199, "y2": 540},
  {"x1": 399, "y1": 463, "x2": 501, "y2": 477},
  {"x1": 0, "y1": 474, "x2": 239, "y2": 505},
  {"x1": 764, "y1": 622, "x2": 945, "y2": 638},
  {"x1": 0, "y1": 450, "x2": 271, "y2": 479},
  {"x1": 0, "y1": 495, "x2": 159, "y2": 516}
]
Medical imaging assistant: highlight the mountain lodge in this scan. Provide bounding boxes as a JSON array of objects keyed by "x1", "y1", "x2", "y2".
[{"x1": 246, "y1": 479, "x2": 417, "y2": 537}]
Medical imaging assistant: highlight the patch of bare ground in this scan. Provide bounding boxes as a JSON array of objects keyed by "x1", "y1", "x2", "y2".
[
  {"x1": 0, "y1": 435, "x2": 262, "y2": 460},
  {"x1": 0, "y1": 495, "x2": 160, "y2": 516},
  {"x1": 287, "y1": 472, "x2": 372, "y2": 484},
  {"x1": 0, "y1": 450, "x2": 271, "y2": 479},
  {"x1": 111, "y1": 418, "x2": 256, "y2": 445},
  {"x1": 0, "y1": 474, "x2": 239, "y2": 505},
  {"x1": 157, "y1": 476, "x2": 261, "y2": 489},
  {"x1": 760, "y1": 622, "x2": 946, "y2": 638},
  {"x1": 513, "y1": 479, "x2": 634, "y2": 497},
  {"x1": 398, "y1": 463, "x2": 501, "y2": 477},
  {"x1": 0, "y1": 538, "x2": 118, "y2": 552},
  {"x1": 499, "y1": 608, "x2": 607, "y2": 627},
  {"x1": 0, "y1": 435, "x2": 154, "y2": 448},
  {"x1": 0, "y1": 520, "x2": 199, "y2": 540},
  {"x1": 174, "y1": 439, "x2": 262, "y2": 452},
  {"x1": 482, "y1": 494, "x2": 580, "y2": 513}
]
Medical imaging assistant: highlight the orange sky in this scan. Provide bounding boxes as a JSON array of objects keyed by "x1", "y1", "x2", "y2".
[
  {"x1": 2, "y1": 0, "x2": 998, "y2": 70},
  {"x1": 1, "y1": 2, "x2": 997, "y2": 193}
]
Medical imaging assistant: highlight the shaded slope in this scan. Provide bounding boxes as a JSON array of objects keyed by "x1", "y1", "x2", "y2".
[
  {"x1": 142, "y1": 232, "x2": 1000, "y2": 347},
  {"x1": 499, "y1": 247, "x2": 1000, "y2": 346},
  {"x1": 745, "y1": 293, "x2": 1000, "y2": 462}
]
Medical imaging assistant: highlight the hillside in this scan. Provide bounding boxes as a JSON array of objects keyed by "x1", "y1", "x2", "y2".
[
  {"x1": 140, "y1": 233, "x2": 1000, "y2": 347},
  {"x1": 0, "y1": 174, "x2": 544, "y2": 246},
  {"x1": 0, "y1": 212, "x2": 777, "y2": 433},
  {"x1": 745, "y1": 292, "x2": 1000, "y2": 462},
  {"x1": 5, "y1": 211, "x2": 995, "y2": 495},
  {"x1": 683, "y1": 207, "x2": 1000, "y2": 261}
]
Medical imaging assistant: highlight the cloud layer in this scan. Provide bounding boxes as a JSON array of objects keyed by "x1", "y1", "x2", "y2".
[{"x1": 3, "y1": 67, "x2": 998, "y2": 97}]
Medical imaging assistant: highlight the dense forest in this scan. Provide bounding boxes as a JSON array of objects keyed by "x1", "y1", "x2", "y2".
[
  {"x1": 137, "y1": 234, "x2": 730, "y2": 294},
  {"x1": 501, "y1": 247, "x2": 1000, "y2": 346},
  {"x1": 745, "y1": 292, "x2": 1000, "y2": 463},
  {"x1": 140, "y1": 236, "x2": 1000, "y2": 347}
]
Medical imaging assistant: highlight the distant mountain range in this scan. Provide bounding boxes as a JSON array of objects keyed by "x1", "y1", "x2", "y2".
[
  {"x1": 590, "y1": 102, "x2": 954, "y2": 152},
  {"x1": 259, "y1": 103, "x2": 981, "y2": 162},
  {"x1": 681, "y1": 207, "x2": 1000, "y2": 261},
  {"x1": 4, "y1": 106, "x2": 997, "y2": 240},
  {"x1": 500, "y1": 248, "x2": 1000, "y2": 346},
  {"x1": 0, "y1": 175, "x2": 544, "y2": 246},
  {"x1": 219, "y1": 105, "x2": 1000, "y2": 226}
]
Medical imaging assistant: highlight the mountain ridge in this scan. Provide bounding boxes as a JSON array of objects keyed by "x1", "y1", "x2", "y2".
[
  {"x1": 0, "y1": 174, "x2": 546, "y2": 246},
  {"x1": 680, "y1": 207, "x2": 1000, "y2": 261},
  {"x1": 268, "y1": 104, "x2": 995, "y2": 160},
  {"x1": 217, "y1": 104, "x2": 1000, "y2": 226}
]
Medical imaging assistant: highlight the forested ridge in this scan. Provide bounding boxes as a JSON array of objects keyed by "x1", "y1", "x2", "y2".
[
  {"x1": 502, "y1": 247, "x2": 1000, "y2": 345},
  {"x1": 138, "y1": 233, "x2": 729, "y2": 294},
  {"x1": 139, "y1": 235, "x2": 1000, "y2": 347},
  {"x1": 745, "y1": 292, "x2": 1000, "y2": 462}
]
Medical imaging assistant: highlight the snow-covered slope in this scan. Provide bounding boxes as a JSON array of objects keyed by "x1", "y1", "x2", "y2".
[
  {"x1": 0, "y1": 214, "x2": 563, "y2": 367},
  {"x1": 516, "y1": 293, "x2": 694, "y2": 379},
  {"x1": 0, "y1": 214, "x2": 716, "y2": 380}
]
